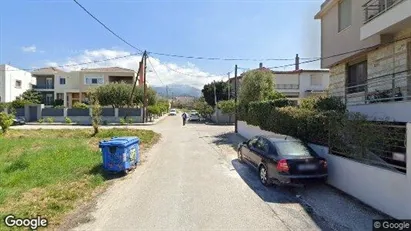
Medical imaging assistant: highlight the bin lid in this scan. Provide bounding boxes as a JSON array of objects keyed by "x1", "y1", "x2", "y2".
[{"x1": 99, "y1": 136, "x2": 140, "y2": 148}]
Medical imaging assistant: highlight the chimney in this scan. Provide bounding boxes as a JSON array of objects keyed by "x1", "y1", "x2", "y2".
[
  {"x1": 259, "y1": 62, "x2": 263, "y2": 69},
  {"x1": 295, "y1": 54, "x2": 299, "y2": 70}
]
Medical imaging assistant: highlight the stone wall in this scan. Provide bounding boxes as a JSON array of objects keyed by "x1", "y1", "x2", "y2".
[{"x1": 328, "y1": 63, "x2": 346, "y2": 102}]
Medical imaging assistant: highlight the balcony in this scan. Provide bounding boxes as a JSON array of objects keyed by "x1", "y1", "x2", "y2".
[
  {"x1": 361, "y1": 0, "x2": 411, "y2": 40},
  {"x1": 275, "y1": 84, "x2": 299, "y2": 90},
  {"x1": 331, "y1": 71, "x2": 411, "y2": 122},
  {"x1": 33, "y1": 84, "x2": 54, "y2": 90}
]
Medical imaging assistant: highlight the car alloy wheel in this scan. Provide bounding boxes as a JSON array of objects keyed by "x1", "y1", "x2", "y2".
[{"x1": 259, "y1": 166, "x2": 269, "y2": 186}]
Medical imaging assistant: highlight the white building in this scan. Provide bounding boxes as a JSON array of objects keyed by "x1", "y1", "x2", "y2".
[
  {"x1": 273, "y1": 69, "x2": 330, "y2": 104},
  {"x1": 0, "y1": 64, "x2": 36, "y2": 102}
]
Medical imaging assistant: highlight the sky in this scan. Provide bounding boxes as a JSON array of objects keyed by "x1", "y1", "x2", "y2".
[{"x1": 0, "y1": 0, "x2": 324, "y2": 89}]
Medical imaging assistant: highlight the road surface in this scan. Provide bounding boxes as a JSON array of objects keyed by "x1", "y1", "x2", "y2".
[{"x1": 14, "y1": 115, "x2": 387, "y2": 230}]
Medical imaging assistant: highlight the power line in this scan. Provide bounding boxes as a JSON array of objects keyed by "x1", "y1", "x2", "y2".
[
  {"x1": 73, "y1": 0, "x2": 144, "y2": 53},
  {"x1": 146, "y1": 55, "x2": 165, "y2": 86},
  {"x1": 71, "y1": 0, "x2": 317, "y2": 62},
  {"x1": 1, "y1": 52, "x2": 142, "y2": 72}
]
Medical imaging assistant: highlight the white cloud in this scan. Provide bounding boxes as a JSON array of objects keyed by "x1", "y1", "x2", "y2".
[
  {"x1": 21, "y1": 45, "x2": 37, "y2": 53},
  {"x1": 44, "y1": 49, "x2": 223, "y2": 89}
]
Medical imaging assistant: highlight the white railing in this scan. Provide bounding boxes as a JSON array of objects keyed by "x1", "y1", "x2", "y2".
[
  {"x1": 363, "y1": 0, "x2": 404, "y2": 24},
  {"x1": 275, "y1": 84, "x2": 299, "y2": 89}
]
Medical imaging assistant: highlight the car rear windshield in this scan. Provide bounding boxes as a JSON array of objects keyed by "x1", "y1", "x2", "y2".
[{"x1": 274, "y1": 141, "x2": 318, "y2": 157}]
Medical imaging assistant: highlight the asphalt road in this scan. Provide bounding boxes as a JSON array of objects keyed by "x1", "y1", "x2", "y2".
[{"x1": 13, "y1": 115, "x2": 387, "y2": 230}]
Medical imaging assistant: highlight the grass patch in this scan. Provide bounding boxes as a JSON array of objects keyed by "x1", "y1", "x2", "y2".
[{"x1": 0, "y1": 129, "x2": 160, "y2": 230}]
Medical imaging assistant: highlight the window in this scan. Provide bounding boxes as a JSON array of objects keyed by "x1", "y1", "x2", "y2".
[
  {"x1": 15, "y1": 80, "x2": 22, "y2": 88},
  {"x1": 59, "y1": 77, "x2": 66, "y2": 85},
  {"x1": 274, "y1": 141, "x2": 318, "y2": 157},
  {"x1": 56, "y1": 93, "x2": 64, "y2": 100},
  {"x1": 45, "y1": 94, "x2": 53, "y2": 105},
  {"x1": 347, "y1": 61, "x2": 367, "y2": 94},
  {"x1": 338, "y1": 0, "x2": 352, "y2": 32},
  {"x1": 248, "y1": 137, "x2": 259, "y2": 147},
  {"x1": 310, "y1": 75, "x2": 322, "y2": 86},
  {"x1": 256, "y1": 138, "x2": 270, "y2": 153},
  {"x1": 85, "y1": 76, "x2": 104, "y2": 85}
]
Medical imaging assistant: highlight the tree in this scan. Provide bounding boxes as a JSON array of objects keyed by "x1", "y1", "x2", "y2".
[
  {"x1": 201, "y1": 81, "x2": 229, "y2": 107},
  {"x1": 194, "y1": 97, "x2": 214, "y2": 120},
  {"x1": 239, "y1": 69, "x2": 274, "y2": 105},
  {"x1": 95, "y1": 83, "x2": 132, "y2": 108},
  {"x1": 134, "y1": 86, "x2": 157, "y2": 106},
  {"x1": 0, "y1": 112, "x2": 14, "y2": 134},
  {"x1": 20, "y1": 89, "x2": 42, "y2": 104},
  {"x1": 217, "y1": 99, "x2": 235, "y2": 123},
  {"x1": 267, "y1": 91, "x2": 286, "y2": 101},
  {"x1": 90, "y1": 93, "x2": 102, "y2": 136}
]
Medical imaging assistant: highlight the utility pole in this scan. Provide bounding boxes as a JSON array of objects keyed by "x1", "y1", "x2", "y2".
[
  {"x1": 166, "y1": 85, "x2": 169, "y2": 99},
  {"x1": 234, "y1": 65, "x2": 238, "y2": 133},
  {"x1": 143, "y1": 51, "x2": 148, "y2": 123},
  {"x1": 214, "y1": 80, "x2": 219, "y2": 124},
  {"x1": 227, "y1": 72, "x2": 231, "y2": 100}
]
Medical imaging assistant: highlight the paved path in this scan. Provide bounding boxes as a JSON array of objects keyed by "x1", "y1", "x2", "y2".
[{"x1": 14, "y1": 115, "x2": 387, "y2": 230}]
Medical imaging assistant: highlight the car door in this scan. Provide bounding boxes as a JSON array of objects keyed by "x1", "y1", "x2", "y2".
[
  {"x1": 248, "y1": 138, "x2": 269, "y2": 168},
  {"x1": 264, "y1": 141, "x2": 281, "y2": 180},
  {"x1": 242, "y1": 137, "x2": 259, "y2": 164}
]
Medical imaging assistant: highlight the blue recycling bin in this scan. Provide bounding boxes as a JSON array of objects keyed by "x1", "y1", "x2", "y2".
[{"x1": 99, "y1": 137, "x2": 140, "y2": 173}]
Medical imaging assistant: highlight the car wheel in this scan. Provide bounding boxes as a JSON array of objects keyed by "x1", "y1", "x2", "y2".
[
  {"x1": 237, "y1": 149, "x2": 243, "y2": 162},
  {"x1": 259, "y1": 165, "x2": 271, "y2": 186}
]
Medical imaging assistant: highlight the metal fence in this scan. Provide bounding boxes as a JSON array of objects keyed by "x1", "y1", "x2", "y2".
[
  {"x1": 327, "y1": 120, "x2": 407, "y2": 173},
  {"x1": 329, "y1": 71, "x2": 411, "y2": 106}
]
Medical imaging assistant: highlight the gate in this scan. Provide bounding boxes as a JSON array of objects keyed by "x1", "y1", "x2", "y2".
[{"x1": 29, "y1": 106, "x2": 38, "y2": 122}]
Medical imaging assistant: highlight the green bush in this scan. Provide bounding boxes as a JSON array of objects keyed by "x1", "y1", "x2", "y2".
[
  {"x1": 46, "y1": 117, "x2": 54, "y2": 123},
  {"x1": 72, "y1": 102, "x2": 89, "y2": 109},
  {"x1": 300, "y1": 96, "x2": 346, "y2": 113},
  {"x1": 0, "y1": 102, "x2": 10, "y2": 111},
  {"x1": 38, "y1": 118, "x2": 44, "y2": 123},
  {"x1": 53, "y1": 99, "x2": 64, "y2": 107},
  {"x1": 65, "y1": 117, "x2": 72, "y2": 124},
  {"x1": 10, "y1": 99, "x2": 31, "y2": 109},
  {"x1": 119, "y1": 118, "x2": 126, "y2": 125},
  {"x1": 127, "y1": 118, "x2": 133, "y2": 124},
  {"x1": 0, "y1": 112, "x2": 14, "y2": 133},
  {"x1": 103, "y1": 120, "x2": 108, "y2": 125}
]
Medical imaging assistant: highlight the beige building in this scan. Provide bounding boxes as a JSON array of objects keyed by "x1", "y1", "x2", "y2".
[
  {"x1": 315, "y1": 0, "x2": 411, "y2": 121},
  {"x1": 32, "y1": 67, "x2": 138, "y2": 108}
]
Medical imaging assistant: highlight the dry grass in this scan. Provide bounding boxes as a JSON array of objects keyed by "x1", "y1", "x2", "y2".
[{"x1": 0, "y1": 129, "x2": 160, "y2": 230}]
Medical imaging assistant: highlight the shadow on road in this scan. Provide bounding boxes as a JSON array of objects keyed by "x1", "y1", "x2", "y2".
[{"x1": 209, "y1": 132, "x2": 335, "y2": 230}]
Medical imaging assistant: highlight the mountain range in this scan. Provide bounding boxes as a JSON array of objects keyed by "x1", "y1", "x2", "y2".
[{"x1": 152, "y1": 84, "x2": 202, "y2": 98}]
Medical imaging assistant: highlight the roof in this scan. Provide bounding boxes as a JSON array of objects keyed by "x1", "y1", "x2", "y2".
[
  {"x1": 80, "y1": 67, "x2": 136, "y2": 73},
  {"x1": 314, "y1": 0, "x2": 338, "y2": 19},
  {"x1": 32, "y1": 67, "x2": 66, "y2": 75},
  {"x1": 273, "y1": 69, "x2": 329, "y2": 74}
]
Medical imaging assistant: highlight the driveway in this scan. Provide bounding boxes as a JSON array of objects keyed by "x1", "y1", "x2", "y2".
[{"x1": 13, "y1": 116, "x2": 387, "y2": 230}]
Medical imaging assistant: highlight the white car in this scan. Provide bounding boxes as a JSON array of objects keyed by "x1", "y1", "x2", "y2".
[
  {"x1": 189, "y1": 112, "x2": 200, "y2": 121},
  {"x1": 169, "y1": 109, "x2": 177, "y2": 116}
]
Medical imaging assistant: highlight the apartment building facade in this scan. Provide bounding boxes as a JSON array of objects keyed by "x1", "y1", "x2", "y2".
[
  {"x1": 315, "y1": 0, "x2": 411, "y2": 121},
  {"x1": 228, "y1": 63, "x2": 330, "y2": 104},
  {"x1": 0, "y1": 64, "x2": 36, "y2": 102},
  {"x1": 31, "y1": 67, "x2": 138, "y2": 108}
]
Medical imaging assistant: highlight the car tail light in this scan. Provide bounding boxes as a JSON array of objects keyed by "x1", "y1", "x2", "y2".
[
  {"x1": 320, "y1": 160, "x2": 327, "y2": 168},
  {"x1": 276, "y1": 159, "x2": 289, "y2": 173}
]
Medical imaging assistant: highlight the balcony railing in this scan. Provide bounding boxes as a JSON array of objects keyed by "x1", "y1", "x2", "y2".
[
  {"x1": 33, "y1": 84, "x2": 54, "y2": 89},
  {"x1": 275, "y1": 84, "x2": 299, "y2": 90},
  {"x1": 363, "y1": 0, "x2": 404, "y2": 24},
  {"x1": 330, "y1": 70, "x2": 411, "y2": 105}
]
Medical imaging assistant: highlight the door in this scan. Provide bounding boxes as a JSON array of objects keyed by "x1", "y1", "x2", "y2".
[
  {"x1": 248, "y1": 138, "x2": 269, "y2": 168},
  {"x1": 29, "y1": 106, "x2": 38, "y2": 122},
  {"x1": 46, "y1": 78, "x2": 53, "y2": 89},
  {"x1": 242, "y1": 137, "x2": 259, "y2": 164}
]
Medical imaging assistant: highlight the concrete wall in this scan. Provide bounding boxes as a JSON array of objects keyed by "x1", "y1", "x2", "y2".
[
  {"x1": 348, "y1": 100, "x2": 411, "y2": 122},
  {"x1": 238, "y1": 120, "x2": 411, "y2": 219},
  {"x1": 211, "y1": 109, "x2": 234, "y2": 124},
  {"x1": 317, "y1": 0, "x2": 382, "y2": 68},
  {"x1": 0, "y1": 64, "x2": 35, "y2": 102}
]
